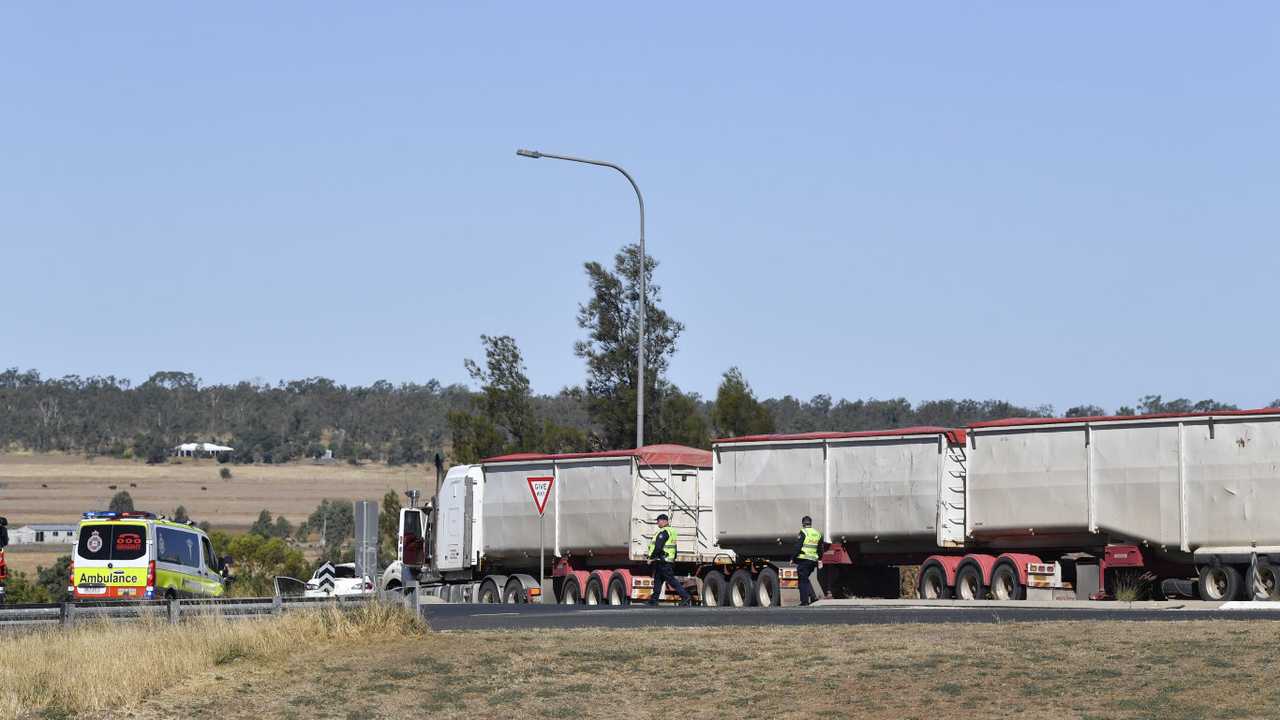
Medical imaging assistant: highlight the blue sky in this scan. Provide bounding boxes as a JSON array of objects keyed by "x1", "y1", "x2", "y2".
[{"x1": 2, "y1": 3, "x2": 1277, "y2": 412}]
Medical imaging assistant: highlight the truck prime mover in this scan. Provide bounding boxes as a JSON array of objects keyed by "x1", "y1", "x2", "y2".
[{"x1": 390, "y1": 408, "x2": 1280, "y2": 605}]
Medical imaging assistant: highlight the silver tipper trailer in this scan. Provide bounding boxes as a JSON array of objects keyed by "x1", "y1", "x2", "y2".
[
  {"x1": 966, "y1": 409, "x2": 1280, "y2": 601},
  {"x1": 967, "y1": 409, "x2": 1280, "y2": 552},
  {"x1": 479, "y1": 444, "x2": 723, "y2": 566},
  {"x1": 709, "y1": 427, "x2": 966, "y2": 603},
  {"x1": 713, "y1": 427, "x2": 968, "y2": 557},
  {"x1": 394, "y1": 444, "x2": 728, "y2": 605}
]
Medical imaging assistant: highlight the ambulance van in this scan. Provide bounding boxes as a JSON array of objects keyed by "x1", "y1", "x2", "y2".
[{"x1": 71, "y1": 511, "x2": 227, "y2": 600}]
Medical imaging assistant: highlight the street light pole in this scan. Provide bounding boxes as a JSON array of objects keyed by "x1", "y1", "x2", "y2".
[{"x1": 516, "y1": 149, "x2": 647, "y2": 449}]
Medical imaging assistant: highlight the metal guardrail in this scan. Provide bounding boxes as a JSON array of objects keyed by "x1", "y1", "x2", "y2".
[{"x1": 0, "y1": 593, "x2": 378, "y2": 629}]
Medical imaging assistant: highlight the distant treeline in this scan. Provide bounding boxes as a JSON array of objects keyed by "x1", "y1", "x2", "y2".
[{"x1": 0, "y1": 367, "x2": 1262, "y2": 464}]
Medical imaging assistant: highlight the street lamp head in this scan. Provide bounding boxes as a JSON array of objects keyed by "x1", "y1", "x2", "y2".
[{"x1": 516, "y1": 148, "x2": 542, "y2": 159}]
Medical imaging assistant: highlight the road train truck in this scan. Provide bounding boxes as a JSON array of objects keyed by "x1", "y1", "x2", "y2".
[
  {"x1": 388, "y1": 444, "x2": 730, "y2": 604},
  {"x1": 709, "y1": 408, "x2": 1280, "y2": 604}
]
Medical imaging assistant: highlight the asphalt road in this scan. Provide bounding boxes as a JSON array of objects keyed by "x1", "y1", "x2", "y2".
[{"x1": 420, "y1": 602, "x2": 1280, "y2": 631}]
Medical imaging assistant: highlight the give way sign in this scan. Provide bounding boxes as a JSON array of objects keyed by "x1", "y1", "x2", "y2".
[{"x1": 527, "y1": 476, "x2": 554, "y2": 516}]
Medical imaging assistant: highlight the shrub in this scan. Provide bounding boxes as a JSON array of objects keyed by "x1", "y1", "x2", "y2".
[{"x1": 219, "y1": 467, "x2": 232, "y2": 480}]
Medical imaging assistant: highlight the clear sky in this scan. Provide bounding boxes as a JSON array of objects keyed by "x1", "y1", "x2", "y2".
[{"x1": 2, "y1": 4, "x2": 1277, "y2": 412}]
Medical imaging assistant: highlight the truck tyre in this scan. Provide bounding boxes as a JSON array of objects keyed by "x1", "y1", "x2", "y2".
[
  {"x1": 755, "y1": 567, "x2": 780, "y2": 607},
  {"x1": 560, "y1": 576, "x2": 583, "y2": 604},
  {"x1": 702, "y1": 570, "x2": 727, "y2": 607},
  {"x1": 502, "y1": 580, "x2": 528, "y2": 604},
  {"x1": 954, "y1": 564, "x2": 987, "y2": 601},
  {"x1": 1199, "y1": 565, "x2": 1242, "y2": 602},
  {"x1": 727, "y1": 569, "x2": 756, "y2": 607},
  {"x1": 477, "y1": 579, "x2": 501, "y2": 604},
  {"x1": 918, "y1": 565, "x2": 951, "y2": 599},
  {"x1": 607, "y1": 576, "x2": 630, "y2": 605},
  {"x1": 584, "y1": 575, "x2": 605, "y2": 605},
  {"x1": 1247, "y1": 561, "x2": 1279, "y2": 601},
  {"x1": 990, "y1": 563, "x2": 1025, "y2": 601}
]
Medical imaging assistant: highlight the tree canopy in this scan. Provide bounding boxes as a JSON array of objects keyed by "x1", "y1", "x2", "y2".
[{"x1": 575, "y1": 244, "x2": 684, "y2": 448}]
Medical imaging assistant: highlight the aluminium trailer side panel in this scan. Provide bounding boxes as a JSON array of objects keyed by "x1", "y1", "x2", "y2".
[
  {"x1": 481, "y1": 461, "x2": 561, "y2": 562},
  {"x1": 714, "y1": 441, "x2": 825, "y2": 550},
  {"x1": 556, "y1": 458, "x2": 633, "y2": 558},
  {"x1": 828, "y1": 436, "x2": 941, "y2": 542},
  {"x1": 966, "y1": 426, "x2": 1090, "y2": 540},
  {"x1": 1183, "y1": 417, "x2": 1280, "y2": 547},
  {"x1": 1092, "y1": 423, "x2": 1181, "y2": 548},
  {"x1": 968, "y1": 411, "x2": 1280, "y2": 551},
  {"x1": 713, "y1": 429, "x2": 957, "y2": 556}
]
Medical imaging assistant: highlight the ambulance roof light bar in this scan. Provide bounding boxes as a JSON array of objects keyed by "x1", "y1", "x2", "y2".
[{"x1": 81, "y1": 510, "x2": 157, "y2": 520}]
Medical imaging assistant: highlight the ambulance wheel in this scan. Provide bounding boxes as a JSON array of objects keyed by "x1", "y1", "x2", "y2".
[
  {"x1": 607, "y1": 576, "x2": 630, "y2": 605},
  {"x1": 728, "y1": 569, "x2": 756, "y2": 607},
  {"x1": 755, "y1": 567, "x2": 780, "y2": 607},
  {"x1": 954, "y1": 564, "x2": 987, "y2": 600},
  {"x1": 990, "y1": 563, "x2": 1025, "y2": 601},
  {"x1": 701, "y1": 570, "x2": 727, "y2": 606},
  {"x1": 476, "y1": 579, "x2": 500, "y2": 604},
  {"x1": 1198, "y1": 565, "x2": 1242, "y2": 602},
  {"x1": 918, "y1": 565, "x2": 951, "y2": 599},
  {"x1": 584, "y1": 575, "x2": 605, "y2": 605}
]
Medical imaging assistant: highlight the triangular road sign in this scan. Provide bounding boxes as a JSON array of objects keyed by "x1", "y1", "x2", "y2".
[{"x1": 527, "y1": 476, "x2": 554, "y2": 516}]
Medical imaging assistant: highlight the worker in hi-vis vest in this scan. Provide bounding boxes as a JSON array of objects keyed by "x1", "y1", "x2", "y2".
[
  {"x1": 793, "y1": 515, "x2": 829, "y2": 606},
  {"x1": 646, "y1": 513, "x2": 692, "y2": 606}
]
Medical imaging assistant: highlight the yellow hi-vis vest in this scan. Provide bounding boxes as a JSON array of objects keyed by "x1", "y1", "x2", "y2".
[
  {"x1": 647, "y1": 526, "x2": 678, "y2": 562},
  {"x1": 799, "y1": 527, "x2": 823, "y2": 561}
]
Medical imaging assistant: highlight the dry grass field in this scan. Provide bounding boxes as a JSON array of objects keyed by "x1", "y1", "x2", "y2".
[
  {"x1": 5, "y1": 610, "x2": 1278, "y2": 720},
  {"x1": 0, "y1": 545, "x2": 67, "y2": 576},
  {"x1": 0, "y1": 453, "x2": 436, "y2": 532}
]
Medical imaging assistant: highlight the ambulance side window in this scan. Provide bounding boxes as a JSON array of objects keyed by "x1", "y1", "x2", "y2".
[{"x1": 157, "y1": 527, "x2": 200, "y2": 569}]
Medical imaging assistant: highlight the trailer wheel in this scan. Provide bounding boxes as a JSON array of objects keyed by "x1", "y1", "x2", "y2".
[
  {"x1": 954, "y1": 564, "x2": 987, "y2": 601},
  {"x1": 990, "y1": 563, "x2": 1025, "y2": 601},
  {"x1": 607, "y1": 576, "x2": 630, "y2": 606},
  {"x1": 1247, "y1": 562, "x2": 1280, "y2": 602},
  {"x1": 1198, "y1": 565, "x2": 1242, "y2": 602},
  {"x1": 502, "y1": 580, "x2": 529, "y2": 604},
  {"x1": 584, "y1": 575, "x2": 605, "y2": 605},
  {"x1": 702, "y1": 570, "x2": 727, "y2": 607},
  {"x1": 560, "y1": 576, "x2": 583, "y2": 605},
  {"x1": 755, "y1": 567, "x2": 780, "y2": 607},
  {"x1": 477, "y1": 579, "x2": 500, "y2": 604},
  {"x1": 728, "y1": 569, "x2": 756, "y2": 607},
  {"x1": 918, "y1": 565, "x2": 951, "y2": 599}
]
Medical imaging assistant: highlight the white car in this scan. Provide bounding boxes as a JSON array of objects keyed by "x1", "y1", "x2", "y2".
[{"x1": 304, "y1": 562, "x2": 373, "y2": 598}]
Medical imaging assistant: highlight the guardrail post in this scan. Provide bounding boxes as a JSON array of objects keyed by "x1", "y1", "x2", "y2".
[
  {"x1": 60, "y1": 602, "x2": 75, "y2": 627},
  {"x1": 272, "y1": 594, "x2": 283, "y2": 616},
  {"x1": 168, "y1": 598, "x2": 180, "y2": 625},
  {"x1": 404, "y1": 585, "x2": 419, "y2": 614}
]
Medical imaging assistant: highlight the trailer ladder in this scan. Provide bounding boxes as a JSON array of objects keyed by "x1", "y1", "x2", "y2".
[
  {"x1": 636, "y1": 460, "x2": 713, "y2": 557},
  {"x1": 938, "y1": 443, "x2": 968, "y2": 547}
]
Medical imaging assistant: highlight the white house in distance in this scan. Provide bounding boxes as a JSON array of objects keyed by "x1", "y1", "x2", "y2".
[
  {"x1": 11, "y1": 524, "x2": 77, "y2": 545},
  {"x1": 172, "y1": 442, "x2": 235, "y2": 458}
]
